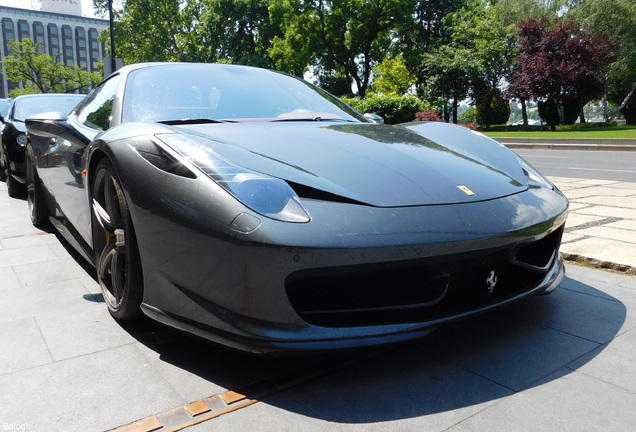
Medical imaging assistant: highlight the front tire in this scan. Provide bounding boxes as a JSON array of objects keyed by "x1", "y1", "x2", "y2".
[
  {"x1": 3, "y1": 147, "x2": 25, "y2": 198},
  {"x1": 91, "y1": 159, "x2": 143, "y2": 320},
  {"x1": 0, "y1": 147, "x2": 7, "y2": 182},
  {"x1": 26, "y1": 144, "x2": 50, "y2": 227}
]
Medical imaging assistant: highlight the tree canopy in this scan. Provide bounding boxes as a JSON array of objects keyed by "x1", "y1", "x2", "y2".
[
  {"x1": 507, "y1": 17, "x2": 616, "y2": 130},
  {"x1": 1, "y1": 39, "x2": 103, "y2": 97},
  {"x1": 570, "y1": 0, "x2": 636, "y2": 123},
  {"x1": 87, "y1": 0, "x2": 631, "y2": 125}
]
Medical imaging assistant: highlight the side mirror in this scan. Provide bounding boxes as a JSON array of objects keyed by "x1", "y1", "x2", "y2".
[{"x1": 364, "y1": 113, "x2": 384, "y2": 124}]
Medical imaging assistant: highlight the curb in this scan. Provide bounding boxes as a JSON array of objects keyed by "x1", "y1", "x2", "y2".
[
  {"x1": 493, "y1": 137, "x2": 636, "y2": 151},
  {"x1": 563, "y1": 253, "x2": 636, "y2": 276}
]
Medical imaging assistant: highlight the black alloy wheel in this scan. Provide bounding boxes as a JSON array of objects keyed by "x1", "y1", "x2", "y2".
[
  {"x1": 26, "y1": 144, "x2": 50, "y2": 227},
  {"x1": 91, "y1": 159, "x2": 143, "y2": 320}
]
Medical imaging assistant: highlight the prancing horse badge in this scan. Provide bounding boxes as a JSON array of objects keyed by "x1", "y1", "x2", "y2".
[{"x1": 486, "y1": 270, "x2": 498, "y2": 293}]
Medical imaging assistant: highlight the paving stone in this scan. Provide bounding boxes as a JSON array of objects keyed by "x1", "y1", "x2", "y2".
[
  {"x1": 605, "y1": 219, "x2": 636, "y2": 231},
  {"x1": 446, "y1": 368, "x2": 636, "y2": 432},
  {"x1": 575, "y1": 195, "x2": 636, "y2": 208},
  {"x1": 0, "y1": 266, "x2": 21, "y2": 291},
  {"x1": 12, "y1": 256, "x2": 92, "y2": 286},
  {"x1": 0, "y1": 344, "x2": 184, "y2": 432},
  {"x1": 0, "y1": 318, "x2": 53, "y2": 375},
  {"x1": 0, "y1": 245, "x2": 59, "y2": 269},
  {"x1": 571, "y1": 226, "x2": 636, "y2": 244},
  {"x1": 568, "y1": 205, "x2": 636, "y2": 219},
  {"x1": 564, "y1": 186, "x2": 636, "y2": 199},
  {"x1": 561, "y1": 237, "x2": 636, "y2": 269},
  {"x1": 564, "y1": 213, "x2": 606, "y2": 228}
]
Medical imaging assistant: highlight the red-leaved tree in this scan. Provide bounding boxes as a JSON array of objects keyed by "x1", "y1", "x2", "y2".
[{"x1": 507, "y1": 18, "x2": 616, "y2": 130}]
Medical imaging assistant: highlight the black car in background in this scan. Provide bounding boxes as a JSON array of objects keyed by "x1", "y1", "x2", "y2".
[
  {"x1": 1, "y1": 93, "x2": 84, "y2": 196},
  {"x1": 0, "y1": 98, "x2": 10, "y2": 118}
]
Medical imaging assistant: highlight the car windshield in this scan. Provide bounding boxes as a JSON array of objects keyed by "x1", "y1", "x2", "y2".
[
  {"x1": 13, "y1": 94, "x2": 84, "y2": 121},
  {"x1": 122, "y1": 64, "x2": 366, "y2": 124},
  {"x1": 0, "y1": 99, "x2": 11, "y2": 118}
]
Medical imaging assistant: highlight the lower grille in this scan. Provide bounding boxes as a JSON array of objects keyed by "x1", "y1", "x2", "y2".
[{"x1": 285, "y1": 226, "x2": 563, "y2": 327}]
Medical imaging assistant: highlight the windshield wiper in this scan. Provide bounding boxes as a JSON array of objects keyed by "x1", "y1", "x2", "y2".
[
  {"x1": 271, "y1": 117, "x2": 354, "y2": 123},
  {"x1": 159, "y1": 118, "x2": 234, "y2": 125}
]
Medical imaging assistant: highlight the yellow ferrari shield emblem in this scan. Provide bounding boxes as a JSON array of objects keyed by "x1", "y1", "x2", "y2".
[{"x1": 457, "y1": 185, "x2": 476, "y2": 196}]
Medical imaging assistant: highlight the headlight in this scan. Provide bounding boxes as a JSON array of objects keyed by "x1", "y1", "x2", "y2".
[
  {"x1": 516, "y1": 155, "x2": 554, "y2": 190},
  {"x1": 16, "y1": 133, "x2": 27, "y2": 146},
  {"x1": 156, "y1": 133, "x2": 311, "y2": 223}
]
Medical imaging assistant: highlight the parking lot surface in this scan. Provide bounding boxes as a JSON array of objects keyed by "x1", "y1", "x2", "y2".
[{"x1": 1, "y1": 176, "x2": 635, "y2": 431}]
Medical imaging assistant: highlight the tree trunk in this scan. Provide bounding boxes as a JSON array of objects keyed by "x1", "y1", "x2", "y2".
[
  {"x1": 443, "y1": 100, "x2": 450, "y2": 123},
  {"x1": 521, "y1": 98, "x2": 528, "y2": 125},
  {"x1": 619, "y1": 86, "x2": 636, "y2": 125},
  {"x1": 452, "y1": 97, "x2": 458, "y2": 124}
]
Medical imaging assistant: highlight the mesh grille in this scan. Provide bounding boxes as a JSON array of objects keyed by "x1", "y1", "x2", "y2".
[{"x1": 285, "y1": 226, "x2": 563, "y2": 327}]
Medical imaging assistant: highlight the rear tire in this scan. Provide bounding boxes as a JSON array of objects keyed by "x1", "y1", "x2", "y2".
[
  {"x1": 91, "y1": 159, "x2": 143, "y2": 320},
  {"x1": 26, "y1": 144, "x2": 50, "y2": 227}
]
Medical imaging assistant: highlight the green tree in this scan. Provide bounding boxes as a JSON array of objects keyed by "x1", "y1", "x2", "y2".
[
  {"x1": 570, "y1": 0, "x2": 636, "y2": 124},
  {"x1": 476, "y1": 88, "x2": 510, "y2": 126},
  {"x1": 271, "y1": 0, "x2": 412, "y2": 98},
  {"x1": 102, "y1": 0, "x2": 198, "y2": 63},
  {"x1": 342, "y1": 93, "x2": 427, "y2": 124},
  {"x1": 268, "y1": 0, "x2": 318, "y2": 77},
  {"x1": 2, "y1": 39, "x2": 102, "y2": 97},
  {"x1": 419, "y1": 1, "x2": 515, "y2": 126},
  {"x1": 495, "y1": 0, "x2": 564, "y2": 26},
  {"x1": 194, "y1": 0, "x2": 279, "y2": 66},
  {"x1": 420, "y1": 45, "x2": 474, "y2": 123},
  {"x1": 371, "y1": 56, "x2": 415, "y2": 95},
  {"x1": 458, "y1": 106, "x2": 476, "y2": 124},
  {"x1": 448, "y1": 0, "x2": 517, "y2": 129},
  {"x1": 396, "y1": 0, "x2": 467, "y2": 89}
]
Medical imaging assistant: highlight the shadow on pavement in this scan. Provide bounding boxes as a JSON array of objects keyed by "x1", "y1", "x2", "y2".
[{"x1": 109, "y1": 272, "x2": 625, "y2": 423}]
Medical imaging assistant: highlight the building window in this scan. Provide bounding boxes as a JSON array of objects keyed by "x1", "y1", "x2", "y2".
[
  {"x1": 47, "y1": 24, "x2": 60, "y2": 58},
  {"x1": 62, "y1": 25, "x2": 74, "y2": 66},
  {"x1": 17, "y1": 19, "x2": 30, "y2": 41},
  {"x1": 2, "y1": 18, "x2": 18, "y2": 94},
  {"x1": 2, "y1": 18, "x2": 15, "y2": 54},
  {"x1": 33, "y1": 22, "x2": 45, "y2": 53},
  {"x1": 88, "y1": 28, "x2": 101, "y2": 72},
  {"x1": 75, "y1": 26, "x2": 87, "y2": 70}
]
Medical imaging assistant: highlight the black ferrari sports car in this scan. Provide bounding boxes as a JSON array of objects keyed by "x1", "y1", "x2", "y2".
[
  {"x1": 1, "y1": 93, "x2": 84, "y2": 196},
  {"x1": 25, "y1": 62, "x2": 568, "y2": 353}
]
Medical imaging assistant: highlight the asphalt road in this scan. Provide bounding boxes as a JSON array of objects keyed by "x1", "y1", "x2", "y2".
[{"x1": 514, "y1": 149, "x2": 636, "y2": 182}]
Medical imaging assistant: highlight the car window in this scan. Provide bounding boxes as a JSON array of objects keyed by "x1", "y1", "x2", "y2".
[
  {"x1": 0, "y1": 99, "x2": 11, "y2": 118},
  {"x1": 76, "y1": 75, "x2": 121, "y2": 130},
  {"x1": 121, "y1": 64, "x2": 364, "y2": 123},
  {"x1": 12, "y1": 95, "x2": 83, "y2": 121}
]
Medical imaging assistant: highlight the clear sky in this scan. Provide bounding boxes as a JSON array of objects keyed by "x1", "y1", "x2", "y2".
[{"x1": 0, "y1": 0, "x2": 98, "y2": 18}]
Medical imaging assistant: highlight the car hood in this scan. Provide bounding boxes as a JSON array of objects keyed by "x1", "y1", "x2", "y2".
[{"x1": 175, "y1": 121, "x2": 528, "y2": 207}]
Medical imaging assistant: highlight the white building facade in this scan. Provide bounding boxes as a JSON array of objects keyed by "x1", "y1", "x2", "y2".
[{"x1": 0, "y1": 2, "x2": 108, "y2": 97}]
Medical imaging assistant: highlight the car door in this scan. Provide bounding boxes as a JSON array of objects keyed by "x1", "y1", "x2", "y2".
[{"x1": 38, "y1": 75, "x2": 121, "y2": 247}]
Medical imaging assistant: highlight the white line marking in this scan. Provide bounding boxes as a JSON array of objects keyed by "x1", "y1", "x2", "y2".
[{"x1": 569, "y1": 167, "x2": 636, "y2": 174}]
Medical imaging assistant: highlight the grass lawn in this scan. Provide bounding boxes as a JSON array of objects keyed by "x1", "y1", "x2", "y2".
[{"x1": 481, "y1": 124, "x2": 636, "y2": 139}]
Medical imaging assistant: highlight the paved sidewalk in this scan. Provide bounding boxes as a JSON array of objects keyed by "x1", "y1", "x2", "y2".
[
  {"x1": 1, "y1": 174, "x2": 636, "y2": 432},
  {"x1": 552, "y1": 177, "x2": 636, "y2": 274}
]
